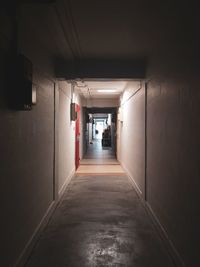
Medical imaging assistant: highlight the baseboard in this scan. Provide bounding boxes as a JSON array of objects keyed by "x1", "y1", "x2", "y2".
[
  {"x1": 58, "y1": 168, "x2": 75, "y2": 198},
  {"x1": 15, "y1": 200, "x2": 57, "y2": 267},
  {"x1": 122, "y1": 163, "x2": 185, "y2": 267},
  {"x1": 145, "y1": 203, "x2": 185, "y2": 267},
  {"x1": 15, "y1": 169, "x2": 75, "y2": 267},
  {"x1": 121, "y1": 162, "x2": 143, "y2": 196}
]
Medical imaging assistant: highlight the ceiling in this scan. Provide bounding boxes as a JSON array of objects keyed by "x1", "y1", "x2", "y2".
[
  {"x1": 75, "y1": 80, "x2": 127, "y2": 99},
  {"x1": 18, "y1": 0, "x2": 199, "y2": 82},
  {"x1": 19, "y1": 0, "x2": 199, "y2": 60}
]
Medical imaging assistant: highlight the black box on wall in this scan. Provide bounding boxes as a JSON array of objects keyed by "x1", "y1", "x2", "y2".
[
  {"x1": 15, "y1": 54, "x2": 33, "y2": 110},
  {"x1": 70, "y1": 103, "x2": 77, "y2": 121}
]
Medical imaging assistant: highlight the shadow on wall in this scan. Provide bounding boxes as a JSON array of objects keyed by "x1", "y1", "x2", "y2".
[{"x1": 54, "y1": 57, "x2": 147, "y2": 79}]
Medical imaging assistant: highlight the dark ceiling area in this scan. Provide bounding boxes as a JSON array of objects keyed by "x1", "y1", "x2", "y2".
[
  {"x1": 55, "y1": 58, "x2": 147, "y2": 79},
  {"x1": 86, "y1": 107, "x2": 117, "y2": 114},
  {"x1": 6, "y1": 0, "x2": 200, "y2": 78}
]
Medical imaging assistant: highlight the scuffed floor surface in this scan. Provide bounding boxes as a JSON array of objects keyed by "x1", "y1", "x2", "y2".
[{"x1": 25, "y1": 175, "x2": 174, "y2": 267}]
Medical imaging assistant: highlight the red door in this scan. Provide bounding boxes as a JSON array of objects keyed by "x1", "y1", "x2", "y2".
[{"x1": 75, "y1": 104, "x2": 80, "y2": 169}]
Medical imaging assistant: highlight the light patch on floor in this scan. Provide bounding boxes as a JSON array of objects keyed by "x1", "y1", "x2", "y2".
[
  {"x1": 78, "y1": 139, "x2": 123, "y2": 174},
  {"x1": 76, "y1": 164, "x2": 125, "y2": 174},
  {"x1": 80, "y1": 158, "x2": 119, "y2": 165}
]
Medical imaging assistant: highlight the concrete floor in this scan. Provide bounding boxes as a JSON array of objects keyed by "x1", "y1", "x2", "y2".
[
  {"x1": 25, "y1": 174, "x2": 174, "y2": 267},
  {"x1": 77, "y1": 139, "x2": 125, "y2": 178},
  {"x1": 84, "y1": 139, "x2": 116, "y2": 159},
  {"x1": 76, "y1": 164, "x2": 125, "y2": 174}
]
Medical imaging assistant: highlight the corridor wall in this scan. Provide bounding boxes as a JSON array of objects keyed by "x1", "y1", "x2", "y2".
[
  {"x1": 58, "y1": 81, "x2": 75, "y2": 196},
  {"x1": 119, "y1": 39, "x2": 200, "y2": 267},
  {"x1": 0, "y1": 7, "x2": 81, "y2": 267},
  {"x1": 0, "y1": 9, "x2": 56, "y2": 267},
  {"x1": 58, "y1": 81, "x2": 83, "y2": 196},
  {"x1": 146, "y1": 54, "x2": 200, "y2": 267},
  {"x1": 119, "y1": 81, "x2": 146, "y2": 196}
]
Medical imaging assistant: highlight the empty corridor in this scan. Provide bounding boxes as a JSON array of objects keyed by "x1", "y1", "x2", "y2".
[
  {"x1": 25, "y1": 172, "x2": 174, "y2": 267},
  {"x1": 77, "y1": 139, "x2": 124, "y2": 174}
]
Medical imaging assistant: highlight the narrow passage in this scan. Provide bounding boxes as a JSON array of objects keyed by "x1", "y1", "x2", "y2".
[
  {"x1": 25, "y1": 173, "x2": 174, "y2": 267},
  {"x1": 76, "y1": 139, "x2": 124, "y2": 174}
]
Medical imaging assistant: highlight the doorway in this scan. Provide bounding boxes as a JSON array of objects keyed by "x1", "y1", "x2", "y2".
[
  {"x1": 76, "y1": 106, "x2": 125, "y2": 174},
  {"x1": 85, "y1": 108, "x2": 117, "y2": 159}
]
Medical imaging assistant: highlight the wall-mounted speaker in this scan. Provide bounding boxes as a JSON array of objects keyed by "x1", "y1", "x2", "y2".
[
  {"x1": 15, "y1": 54, "x2": 33, "y2": 110},
  {"x1": 70, "y1": 103, "x2": 77, "y2": 121}
]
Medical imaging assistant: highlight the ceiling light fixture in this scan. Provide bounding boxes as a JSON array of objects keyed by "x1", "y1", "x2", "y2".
[{"x1": 97, "y1": 89, "x2": 117, "y2": 93}]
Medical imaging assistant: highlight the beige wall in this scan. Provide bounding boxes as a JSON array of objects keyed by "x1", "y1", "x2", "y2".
[
  {"x1": 58, "y1": 81, "x2": 83, "y2": 196},
  {"x1": 84, "y1": 97, "x2": 119, "y2": 107},
  {"x1": 0, "y1": 10, "x2": 82, "y2": 267},
  {"x1": 58, "y1": 81, "x2": 75, "y2": 195},
  {"x1": 0, "y1": 9, "x2": 56, "y2": 267},
  {"x1": 119, "y1": 81, "x2": 145, "y2": 196}
]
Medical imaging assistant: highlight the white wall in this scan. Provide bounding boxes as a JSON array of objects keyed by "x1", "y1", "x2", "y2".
[
  {"x1": 119, "y1": 81, "x2": 145, "y2": 196},
  {"x1": 85, "y1": 97, "x2": 119, "y2": 107},
  {"x1": 58, "y1": 81, "x2": 75, "y2": 195},
  {"x1": 58, "y1": 82, "x2": 84, "y2": 195}
]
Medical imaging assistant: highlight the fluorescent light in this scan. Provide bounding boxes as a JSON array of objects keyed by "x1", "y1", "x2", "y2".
[{"x1": 97, "y1": 89, "x2": 117, "y2": 93}]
